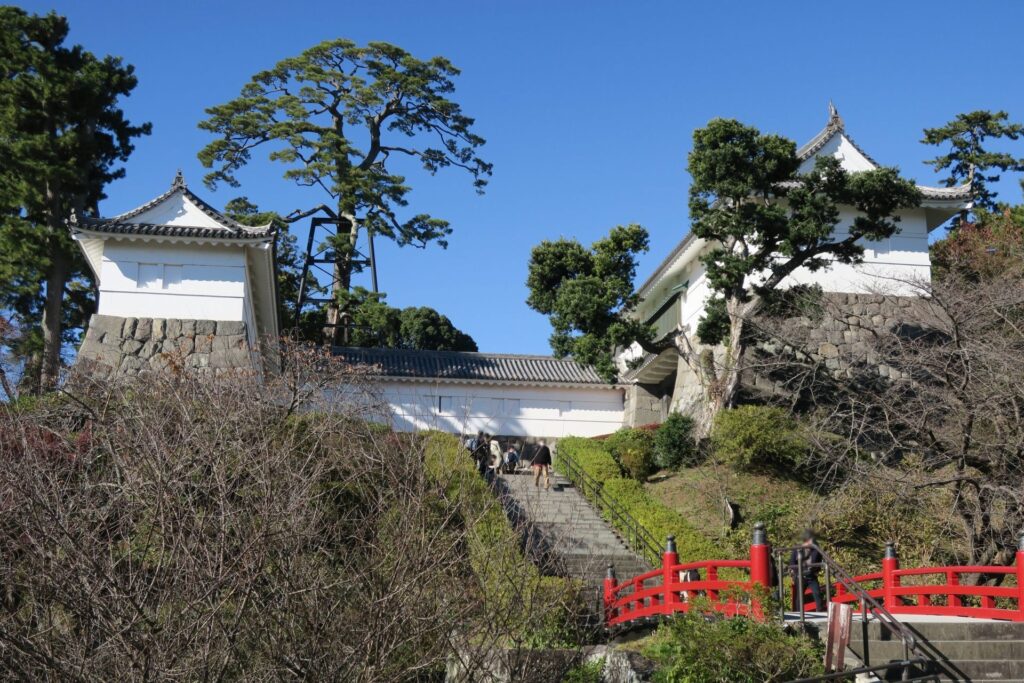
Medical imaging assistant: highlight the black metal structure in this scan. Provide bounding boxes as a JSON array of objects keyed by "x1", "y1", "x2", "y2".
[{"x1": 292, "y1": 208, "x2": 379, "y2": 339}]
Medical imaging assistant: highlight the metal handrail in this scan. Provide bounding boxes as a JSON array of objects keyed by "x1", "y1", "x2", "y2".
[
  {"x1": 555, "y1": 448, "x2": 662, "y2": 568},
  {"x1": 778, "y1": 543, "x2": 946, "y2": 679}
]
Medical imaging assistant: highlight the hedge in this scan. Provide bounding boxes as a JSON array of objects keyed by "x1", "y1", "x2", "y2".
[
  {"x1": 555, "y1": 437, "x2": 721, "y2": 565},
  {"x1": 422, "y1": 432, "x2": 586, "y2": 647},
  {"x1": 554, "y1": 436, "x2": 621, "y2": 483}
]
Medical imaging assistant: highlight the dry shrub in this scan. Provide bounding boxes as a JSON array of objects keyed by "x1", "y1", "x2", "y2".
[{"x1": 0, "y1": 344, "x2": 586, "y2": 681}]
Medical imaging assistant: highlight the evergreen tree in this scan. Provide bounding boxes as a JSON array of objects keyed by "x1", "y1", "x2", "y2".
[
  {"x1": 923, "y1": 110, "x2": 1024, "y2": 218},
  {"x1": 0, "y1": 8, "x2": 150, "y2": 392},
  {"x1": 198, "y1": 40, "x2": 491, "y2": 344},
  {"x1": 527, "y1": 119, "x2": 920, "y2": 428}
]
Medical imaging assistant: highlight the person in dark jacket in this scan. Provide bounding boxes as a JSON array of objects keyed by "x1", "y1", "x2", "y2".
[
  {"x1": 789, "y1": 529, "x2": 825, "y2": 611},
  {"x1": 532, "y1": 439, "x2": 552, "y2": 490},
  {"x1": 473, "y1": 433, "x2": 490, "y2": 477}
]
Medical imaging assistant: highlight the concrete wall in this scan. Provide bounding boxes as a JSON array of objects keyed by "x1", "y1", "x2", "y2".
[
  {"x1": 98, "y1": 242, "x2": 248, "y2": 322},
  {"x1": 373, "y1": 381, "x2": 624, "y2": 438}
]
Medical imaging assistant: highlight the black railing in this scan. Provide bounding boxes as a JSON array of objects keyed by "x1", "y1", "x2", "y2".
[
  {"x1": 777, "y1": 542, "x2": 946, "y2": 681},
  {"x1": 555, "y1": 447, "x2": 662, "y2": 568}
]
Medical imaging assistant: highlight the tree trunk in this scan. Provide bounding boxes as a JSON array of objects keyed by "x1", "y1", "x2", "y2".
[
  {"x1": 39, "y1": 248, "x2": 70, "y2": 392},
  {"x1": 702, "y1": 297, "x2": 754, "y2": 430}
]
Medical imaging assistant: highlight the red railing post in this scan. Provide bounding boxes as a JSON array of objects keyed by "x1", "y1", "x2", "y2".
[
  {"x1": 882, "y1": 542, "x2": 899, "y2": 609},
  {"x1": 749, "y1": 522, "x2": 770, "y2": 620},
  {"x1": 1017, "y1": 532, "x2": 1024, "y2": 620},
  {"x1": 663, "y1": 535, "x2": 679, "y2": 610},
  {"x1": 603, "y1": 564, "x2": 618, "y2": 625},
  {"x1": 749, "y1": 522, "x2": 770, "y2": 588}
]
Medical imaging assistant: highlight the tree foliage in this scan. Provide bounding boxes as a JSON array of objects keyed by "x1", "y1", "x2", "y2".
[
  {"x1": 526, "y1": 224, "x2": 651, "y2": 380},
  {"x1": 690, "y1": 119, "x2": 922, "y2": 347},
  {"x1": 340, "y1": 287, "x2": 477, "y2": 351},
  {"x1": 0, "y1": 8, "x2": 149, "y2": 391},
  {"x1": 525, "y1": 118, "x2": 920, "y2": 426},
  {"x1": 922, "y1": 110, "x2": 1024, "y2": 214},
  {"x1": 198, "y1": 39, "x2": 490, "y2": 340}
]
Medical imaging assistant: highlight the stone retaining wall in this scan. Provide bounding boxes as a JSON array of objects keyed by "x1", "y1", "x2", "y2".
[{"x1": 76, "y1": 314, "x2": 253, "y2": 375}]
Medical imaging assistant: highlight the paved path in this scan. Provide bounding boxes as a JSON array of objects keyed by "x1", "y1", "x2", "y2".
[{"x1": 496, "y1": 471, "x2": 649, "y2": 585}]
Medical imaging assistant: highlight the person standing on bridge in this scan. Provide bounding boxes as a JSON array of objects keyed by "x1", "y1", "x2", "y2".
[
  {"x1": 532, "y1": 439, "x2": 552, "y2": 490},
  {"x1": 789, "y1": 529, "x2": 826, "y2": 612}
]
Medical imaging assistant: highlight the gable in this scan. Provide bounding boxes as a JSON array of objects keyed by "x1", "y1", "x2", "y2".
[
  {"x1": 121, "y1": 191, "x2": 230, "y2": 229},
  {"x1": 798, "y1": 131, "x2": 878, "y2": 174}
]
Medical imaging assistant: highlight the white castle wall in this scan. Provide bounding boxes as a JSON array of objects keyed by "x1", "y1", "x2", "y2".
[
  {"x1": 97, "y1": 242, "x2": 248, "y2": 322},
  {"x1": 372, "y1": 381, "x2": 624, "y2": 438}
]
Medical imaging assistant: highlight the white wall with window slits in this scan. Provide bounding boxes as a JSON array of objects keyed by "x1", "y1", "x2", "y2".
[
  {"x1": 98, "y1": 242, "x2": 248, "y2": 321},
  {"x1": 375, "y1": 381, "x2": 624, "y2": 438}
]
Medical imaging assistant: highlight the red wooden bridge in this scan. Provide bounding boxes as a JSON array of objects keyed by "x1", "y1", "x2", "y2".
[{"x1": 603, "y1": 525, "x2": 1024, "y2": 628}]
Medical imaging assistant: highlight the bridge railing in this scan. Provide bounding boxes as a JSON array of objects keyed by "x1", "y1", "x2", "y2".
[
  {"x1": 603, "y1": 524, "x2": 772, "y2": 627},
  {"x1": 791, "y1": 539, "x2": 1024, "y2": 622}
]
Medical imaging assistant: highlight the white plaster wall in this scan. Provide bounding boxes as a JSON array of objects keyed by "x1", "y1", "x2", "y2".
[
  {"x1": 98, "y1": 241, "x2": 247, "y2": 321},
  {"x1": 374, "y1": 381, "x2": 624, "y2": 438}
]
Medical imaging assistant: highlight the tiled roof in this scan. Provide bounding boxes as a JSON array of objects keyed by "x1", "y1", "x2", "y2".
[
  {"x1": 332, "y1": 347, "x2": 614, "y2": 387},
  {"x1": 69, "y1": 171, "x2": 275, "y2": 240},
  {"x1": 74, "y1": 217, "x2": 274, "y2": 240}
]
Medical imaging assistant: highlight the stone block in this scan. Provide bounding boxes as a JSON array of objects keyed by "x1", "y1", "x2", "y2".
[
  {"x1": 120, "y1": 356, "x2": 146, "y2": 374},
  {"x1": 212, "y1": 334, "x2": 247, "y2": 352},
  {"x1": 152, "y1": 319, "x2": 165, "y2": 341},
  {"x1": 134, "y1": 318, "x2": 152, "y2": 341},
  {"x1": 180, "y1": 320, "x2": 196, "y2": 337},
  {"x1": 195, "y1": 335, "x2": 213, "y2": 354},
  {"x1": 818, "y1": 342, "x2": 840, "y2": 358},
  {"x1": 122, "y1": 317, "x2": 138, "y2": 339},
  {"x1": 176, "y1": 337, "x2": 195, "y2": 355},
  {"x1": 871, "y1": 314, "x2": 885, "y2": 327},
  {"x1": 843, "y1": 330, "x2": 857, "y2": 343},
  {"x1": 165, "y1": 319, "x2": 181, "y2": 339},
  {"x1": 121, "y1": 339, "x2": 143, "y2": 354},
  {"x1": 87, "y1": 315, "x2": 123, "y2": 343},
  {"x1": 216, "y1": 320, "x2": 245, "y2": 336},
  {"x1": 185, "y1": 353, "x2": 210, "y2": 369},
  {"x1": 195, "y1": 320, "x2": 216, "y2": 336},
  {"x1": 827, "y1": 331, "x2": 844, "y2": 344},
  {"x1": 139, "y1": 340, "x2": 162, "y2": 360},
  {"x1": 210, "y1": 348, "x2": 250, "y2": 369}
]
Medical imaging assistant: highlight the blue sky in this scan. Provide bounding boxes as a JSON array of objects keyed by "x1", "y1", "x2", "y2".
[{"x1": 21, "y1": 0, "x2": 1024, "y2": 354}]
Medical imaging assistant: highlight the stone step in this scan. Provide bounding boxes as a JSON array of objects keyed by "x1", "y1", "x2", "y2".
[
  {"x1": 853, "y1": 638, "x2": 1024, "y2": 661},
  {"x1": 862, "y1": 620, "x2": 1024, "y2": 641}
]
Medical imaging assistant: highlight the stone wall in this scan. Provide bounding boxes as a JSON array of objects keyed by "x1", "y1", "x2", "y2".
[
  {"x1": 654, "y1": 292, "x2": 936, "y2": 423},
  {"x1": 749, "y1": 292, "x2": 932, "y2": 382},
  {"x1": 76, "y1": 314, "x2": 253, "y2": 376}
]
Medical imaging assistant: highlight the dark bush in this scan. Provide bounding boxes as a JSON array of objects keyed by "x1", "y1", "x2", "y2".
[{"x1": 653, "y1": 413, "x2": 698, "y2": 469}]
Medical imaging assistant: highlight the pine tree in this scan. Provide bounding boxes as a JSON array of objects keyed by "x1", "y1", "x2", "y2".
[{"x1": 0, "y1": 8, "x2": 150, "y2": 392}]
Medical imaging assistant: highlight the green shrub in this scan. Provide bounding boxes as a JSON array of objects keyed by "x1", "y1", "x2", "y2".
[
  {"x1": 602, "y1": 478, "x2": 719, "y2": 562},
  {"x1": 555, "y1": 436, "x2": 621, "y2": 483},
  {"x1": 563, "y1": 657, "x2": 604, "y2": 683},
  {"x1": 605, "y1": 428, "x2": 656, "y2": 480},
  {"x1": 423, "y1": 432, "x2": 587, "y2": 647},
  {"x1": 653, "y1": 413, "x2": 698, "y2": 469},
  {"x1": 710, "y1": 405, "x2": 808, "y2": 471},
  {"x1": 643, "y1": 610, "x2": 822, "y2": 682}
]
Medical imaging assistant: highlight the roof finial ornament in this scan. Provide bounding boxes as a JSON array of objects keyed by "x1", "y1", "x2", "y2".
[
  {"x1": 828, "y1": 100, "x2": 844, "y2": 130},
  {"x1": 172, "y1": 169, "x2": 186, "y2": 189},
  {"x1": 67, "y1": 207, "x2": 79, "y2": 226}
]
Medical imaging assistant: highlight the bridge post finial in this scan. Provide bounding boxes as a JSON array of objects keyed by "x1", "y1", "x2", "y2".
[
  {"x1": 884, "y1": 541, "x2": 898, "y2": 559},
  {"x1": 752, "y1": 522, "x2": 767, "y2": 546},
  {"x1": 606, "y1": 564, "x2": 616, "y2": 580},
  {"x1": 665, "y1": 535, "x2": 676, "y2": 553},
  {"x1": 1018, "y1": 531, "x2": 1024, "y2": 551}
]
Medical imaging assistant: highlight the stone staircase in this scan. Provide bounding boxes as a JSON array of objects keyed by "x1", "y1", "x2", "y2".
[
  {"x1": 847, "y1": 619, "x2": 1024, "y2": 681},
  {"x1": 496, "y1": 472, "x2": 650, "y2": 586}
]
